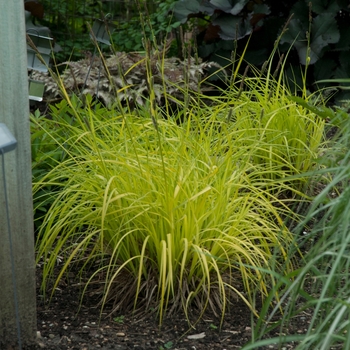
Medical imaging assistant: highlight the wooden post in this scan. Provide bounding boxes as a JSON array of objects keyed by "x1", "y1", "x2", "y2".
[{"x1": 0, "y1": 1, "x2": 37, "y2": 348}]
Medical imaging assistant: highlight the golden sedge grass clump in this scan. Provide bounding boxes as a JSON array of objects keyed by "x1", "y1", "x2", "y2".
[
  {"x1": 33, "y1": 92, "x2": 320, "y2": 327},
  {"x1": 33, "y1": 34, "x2": 327, "y2": 326}
]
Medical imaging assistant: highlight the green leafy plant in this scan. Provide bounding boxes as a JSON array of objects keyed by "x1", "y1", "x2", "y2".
[
  {"x1": 31, "y1": 50, "x2": 216, "y2": 108},
  {"x1": 160, "y1": 341, "x2": 173, "y2": 350},
  {"x1": 112, "y1": 0, "x2": 181, "y2": 53},
  {"x1": 173, "y1": 0, "x2": 272, "y2": 65},
  {"x1": 113, "y1": 315, "x2": 125, "y2": 324},
  {"x1": 173, "y1": 0, "x2": 350, "y2": 97},
  {"x1": 240, "y1": 81, "x2": 350, "y2": 348},
  {"x1": 207, "y1": 44, "x2": 326, "y2": 194},
  {"x1": 36, "y1": 0, "x2": 104, "y2": 61},
  {"x1": 36, "y1": 0, "x2": 180, "y2": 62},
  {"x1": 31, "y1": 108, "x2": 71, "y2": 231},
  {"x1": 32, "y1": 21, "x2": 330, "y2": 333}
]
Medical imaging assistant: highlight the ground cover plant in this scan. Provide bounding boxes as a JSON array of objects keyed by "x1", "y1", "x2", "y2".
[
  {"x1": 32, "y1": 40, "x2": 328, "y2": 335},
  {"x1": 30, "y1": 50, "x2": 217, "y2": 108}
]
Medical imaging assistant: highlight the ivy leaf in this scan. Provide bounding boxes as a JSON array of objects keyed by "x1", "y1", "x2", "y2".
[{"x1": 209, "y1": 0, "x2": 249, "y2": 15}]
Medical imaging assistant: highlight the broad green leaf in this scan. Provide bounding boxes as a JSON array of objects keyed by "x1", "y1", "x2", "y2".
[
  {"x1": 253, "y1": 3, "x2": 271, "y2": 15},
  {"x1": 173, "y1": 0, "x2": 215, "y2": 23},
  {"x1": 310, "y1": 0, "x2": 341, "y2": 14},
  {"x1": 281, "y1": 12, "x2": 340, "y2": 65},
  {"x1": 305, "y1": 13, "x2": 339, "y2": 64},
  {"x1": 312, "y1": 13, "x2": 340, "y2": 46},
  {"x1": 280, "y1": 18, "x2": 305, "y2": 47},
  {"x1": 314, "y1": 57, "x2": 337, "y2": 82},
  {"x1": 209, "y1": 0, "x2": 249, "y2": 15},
  {"x1": 212, "y1": 15, "x2": 252, "y2": 40}
]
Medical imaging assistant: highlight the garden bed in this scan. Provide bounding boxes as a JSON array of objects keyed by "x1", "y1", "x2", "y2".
[{"x1": 32, "y1": 265, "x2": 311, "y2": 350}]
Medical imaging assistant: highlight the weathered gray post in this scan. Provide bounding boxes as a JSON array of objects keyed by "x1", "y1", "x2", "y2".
[{"x1": 0, "y1": 0, "x2": 37, "y2": 348}]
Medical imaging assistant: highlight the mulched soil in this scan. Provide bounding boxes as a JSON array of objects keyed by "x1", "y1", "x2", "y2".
[
  {"x1": 33, "y1": 270, "x2": 251, "y2": 350},
  {"x1": 27, "y1": 265, "x2": 312, "y2": 350}
]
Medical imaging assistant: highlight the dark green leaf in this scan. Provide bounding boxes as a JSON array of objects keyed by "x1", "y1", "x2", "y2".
[
  {"x1": 312, "y1": 13, "x2": 340, "y2": 46},
  {"x1": 173, "y1": 0, "x2": 215, "y2": 23},
  {"x1": 164, "y1": 341, "x2": 173, "y2": 349},
  {"x1": 335, "y1": 21, "x2": 350, "y2": 51},
  {"x1": 334, "y1": 52, "x2": 350, "y2": 86},
  {"x1": 253, "y1": 4, "x2": 271, "y2": 15},
  {"x1": 281, "y1": 12, "x2": 340, "y2": 65},
  {"x1": 306, "y1": 13, "x2": 340, "y2": 63},
  {"x1": 212, "y1": 15, "x2": 252, "y2": 40},
  {"x1": 310, "y1": 0, "x2": 341, "y2": 15},
  {"x1": 244, "y1": 48, "x2": 268, "y2": 66},
  {"x1": 209, "y1": 0, "x2": 249, "y2": 15},
  {"x1": 314, "y1": 57, "x2": 337, "y2": 82},
  {"x1": 280, "y1": 18, "x2": 305, "y2": 47},
  {"x1": 198, "y1": 43, "x2": 216, "y2": 58}
]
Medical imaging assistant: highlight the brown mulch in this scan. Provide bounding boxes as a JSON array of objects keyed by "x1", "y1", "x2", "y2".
[
  {"x1": 34, "y1": 273, "x2": 251, "y2": 350},
  {"x1": 26, "y1": 265, "x2": 312, "y2": 350}
]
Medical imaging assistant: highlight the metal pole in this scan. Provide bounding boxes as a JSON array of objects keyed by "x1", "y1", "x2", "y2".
[{"x1": 0, "y1": 1, "x2": 37, "y2": 348}]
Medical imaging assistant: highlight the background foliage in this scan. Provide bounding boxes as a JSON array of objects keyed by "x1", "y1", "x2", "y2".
[
  {"x1": 173, "y1": 0, "x2": 350, "y2": 100},
  {"x1": 27, "y1": 0, "x2": 350, "y2": 98},
  {"x1": 29, "y1": 0, "x2": 179, "y2": 61}
]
